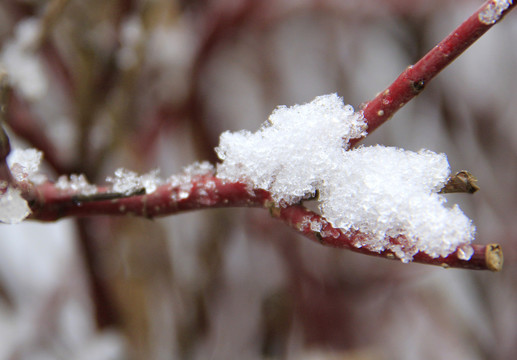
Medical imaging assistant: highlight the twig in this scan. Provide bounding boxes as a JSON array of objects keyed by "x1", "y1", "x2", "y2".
[
  {"x1": 0, "y1": 69, "x2": 14, "y2": 186},
  {"x1": 268, "y1": 204, "x2": 502, "y2": 271},
  {"x1": 27, "y1": 175, "x2": 271, "y2": 221},
  {"x1": 355, "y1": 0, "x2": 516, "y2": 145},
  {"x1": 25, "y1": 174, "x2": 500, "y2": 271}
]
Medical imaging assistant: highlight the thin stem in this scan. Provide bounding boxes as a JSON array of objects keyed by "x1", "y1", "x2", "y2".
[
  {"x1": 27, "y1": 175, "x2": 271, "y2": 221},
  {"x1": 0, "y1": 69, "x2": 14, "y2": 185},
  {"x1": 355, "y1": 0, "x2": 516, "y2": 145},
  {"x1": 269, "y1": 203, "x2": 502, "y2": 272},
  {"x1": 25, "y1": 175, "x2": 500, "y2": 271}
]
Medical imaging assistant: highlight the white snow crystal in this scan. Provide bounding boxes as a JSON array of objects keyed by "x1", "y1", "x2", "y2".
[
  {"x1": 168, "y1": 162, "x2": 215, "y2": 201},
  {"x1": 215, "y1": 94, "x2": 475, "y2": 262},
  {"x1": 478, "y1": 0, "x2": 513, "y2": 25},
  {"x1": 216, "y1": 94, "x2": 367, "y2": 205},
  {"x1": 106, "y1": 168, "x2": 161, "y2": 195},
  {"x1": 1, "y1": 18, "x2": 48, "y2": 100},
  {"x1": 55, "y1": 174, "x2": 97, "y2": 195},
  {"x1": 7, "y1": 148, "x2": 46, "y2": 184},
  {"x1": 0, "y1": 184, "x2": 31, "y2": 224}
]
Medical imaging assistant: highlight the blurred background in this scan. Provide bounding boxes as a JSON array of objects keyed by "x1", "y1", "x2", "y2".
[{"x1": 0, "y1": 0, "x2": 516, "y2": 359}]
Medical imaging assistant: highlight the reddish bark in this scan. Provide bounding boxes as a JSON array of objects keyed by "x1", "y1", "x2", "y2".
[{"x1": 355, "y1": 0, "x2": 516, "y2": 145}]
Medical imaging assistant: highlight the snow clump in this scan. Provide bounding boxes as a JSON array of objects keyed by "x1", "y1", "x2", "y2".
[
  {"x1": 7, "y1": 148, "x2": 46, "y2": 184},
  {"x1": 106, "y1": 168, "x2": 161, "y2": 195},
  {"x1": 215, "y1": 94, "x2": 475, "y2": 262}
]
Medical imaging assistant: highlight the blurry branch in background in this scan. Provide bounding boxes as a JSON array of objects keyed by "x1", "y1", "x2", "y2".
[
  {"x1": 5, "y1": 0, "x2": 514, "y2": 272},
  {"x1": 0, "y1": 68, "x2": 14, "y2": 185},
  {"x1": 34, "y1": 0, "x2": 71, "y2": 48}
]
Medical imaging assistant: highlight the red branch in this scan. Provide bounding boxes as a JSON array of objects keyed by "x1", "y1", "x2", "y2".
[
  {"x1": 355, "y1": 0, "x2": 516, "y2": 144},
  {"x1": 15, "y1": 0, "x2": 515, "y2": 271},
  {"x1": 272, "y1": 204, "x2": 502, "y2": 272},
  {"x1": 28, "y1": 175, "x2": 271, "y2": 221},
  {"x1": 25, "y1": 174, "x2": 503, "y2": 271}
]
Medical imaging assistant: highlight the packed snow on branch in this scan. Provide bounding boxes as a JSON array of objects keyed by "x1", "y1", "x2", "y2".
[
  {"x1": 106, "y1": 168, "x2": 161, "y2": 195},
  {"x1": 215, "y1": 94, "x2": 475, "y2": 262}
]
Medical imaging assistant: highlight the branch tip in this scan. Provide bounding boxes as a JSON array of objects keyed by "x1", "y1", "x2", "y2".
[
  {"x1": 439, "y1": 171, "x2": 479, "y2": 194},
  {"x1": 486, "y1": 243, "x2": 503, "y2": 272}
]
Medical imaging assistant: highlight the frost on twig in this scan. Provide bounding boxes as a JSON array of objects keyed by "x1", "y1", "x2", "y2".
[
  {"x1": 216, "y1": 94, "x2": 475, "y2": 263},
  {"x1": 479, "y1": 0, "x2": 513, "y2": 25},
  {"x1": 0, "y1": 148, "x2": 46, "y2": 223},
  {"x1": 55, "y1": 174, "x2": 98, "y2": 195},
  {"x1": 106, "y1": 168, "x2": 161, "y2": 195}
]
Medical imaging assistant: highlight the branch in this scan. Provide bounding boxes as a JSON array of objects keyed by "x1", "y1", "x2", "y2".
[
  {"x1": 17, "y1": 1, "x2": 515, "y2": 271},
  {"x1": 24, "y1": 173, "x2": 499, "y2": 271},
  {"x1": 27, "y1": 175, "x2": 271, "y2": 221},
  {"x1": 268, "y1": 203, "x2": 502, "y2": 272},
  {"x1": 355, "y1": 0, "x2": 516, "y2": 145},
  {"x1": 0, "y1": 69, "x2": 14, "y2": 185}
]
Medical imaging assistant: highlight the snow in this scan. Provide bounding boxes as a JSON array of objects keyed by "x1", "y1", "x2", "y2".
[
  {"x1": 168, "y1": 162, "x2": 215, "y2": 201},
  {"x1": 216, "y1": 94, "x2": 474, "y2": 262},
  {"x1": 106, "y1": 168, "x2": 161, "y2": 195},
  {"x1": 55, "y1": 174, "x2": 98, "y2": 195},
  {"x1": 478, "y1": 0, "x2": 513, "y2": 25},
  {"x1": 7, "y1": 148, "x2": 46, "y2": 184},
  {"x1": 216, "y1": 94, "x2": 367, "y2": 205},
  {"x1": 0, "y1": 185, "x2": 31, "y2": 224},
  {"x1": 1, "y1": 18, "x2": 48, "y2": 100}
]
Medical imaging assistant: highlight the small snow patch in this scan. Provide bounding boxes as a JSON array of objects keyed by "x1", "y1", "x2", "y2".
[
  {"x1": 479, "y1": 0, "x2": 513, "y2": 25},
  {"x1": 106, "y1": 168, "x2": 161, "y2": 195},
  {"x1": 56, "y1": 174, "x2": 98, "y2": 195},
  {"x1": 8, "y1": 148, "x2": 46, "y2": 184},
  {"x1": 0, "y1": 184, "x2": 31, "y2": 224}
]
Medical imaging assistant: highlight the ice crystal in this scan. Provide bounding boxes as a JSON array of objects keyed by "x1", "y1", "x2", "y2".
[
  {"x1": 478, "y1": 0, "x2": 513, "y2": 25},
  {"x1": 7, "y1": 148, "x2": 46, "y2": 184},
  {"x1": 106, "y1": 168, "x2": 161, "y2": 195},
  {"x1": 168, "y1": 162, "x2": 215, "y2": 201},
  {"x1": 55, "y1": 174, "x2": 98, "y2": 195},
  {"x1": 0, "y1": 184, "x2": 31, "y2": 224},
  {"x1": 216, "y1": 94, "x2": 475, "y2": 262}
]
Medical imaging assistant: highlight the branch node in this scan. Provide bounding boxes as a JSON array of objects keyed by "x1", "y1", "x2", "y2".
[{"x1": 410, "y1": 79, "x2": 426, "y2": 93}]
